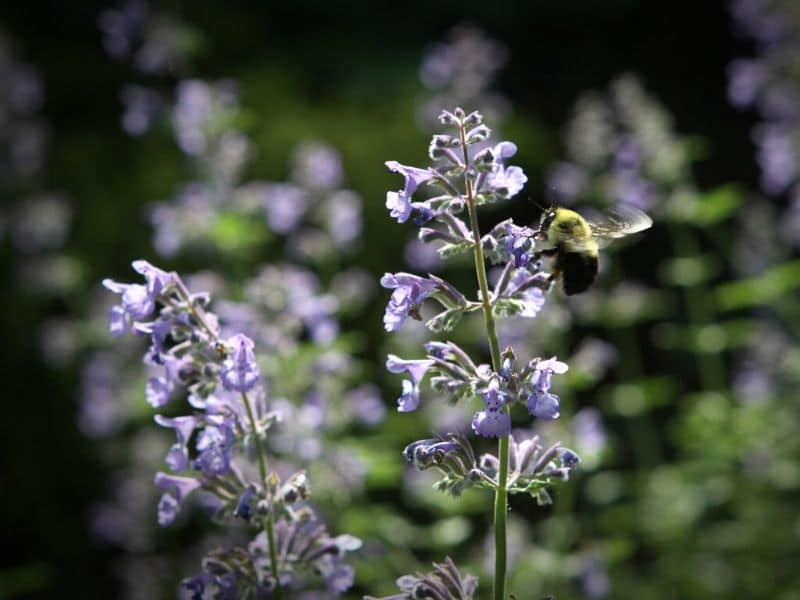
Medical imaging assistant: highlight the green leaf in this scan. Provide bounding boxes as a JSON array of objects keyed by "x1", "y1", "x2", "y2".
[
  {"x1": 492, "y1": 298, "x2": 527, "y2": 318},
  {"x1": 692, "y1": 184, "x2": 743, "y2": 225},
  {"x1": 425, "y1": 307, "x2": 464, "y2": 333},
  {"x1": 657, "y1": 254, "x2": 721, "y2": 287},
  {"x1": 438, "y1": 241, "x2": 473, "y2": 259},
  {"x1": 716, "y1": 260, "x2": 800, "y2": 310}
]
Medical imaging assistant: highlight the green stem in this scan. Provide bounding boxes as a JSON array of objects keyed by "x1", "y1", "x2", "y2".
[
  {"x1": 668, "y1": 224, "x2": 726, "y2": 390},
  {"x1": 241, "y1": 392, "x2": 282, "y2": 598},
  {"x1": 459, "y1": 121, "x2": 507, "y2": 600}
]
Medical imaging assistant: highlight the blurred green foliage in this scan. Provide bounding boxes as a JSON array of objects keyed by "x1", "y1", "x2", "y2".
[{"x1": 1, "y1": 1, "x2": 798, "y2": 599}]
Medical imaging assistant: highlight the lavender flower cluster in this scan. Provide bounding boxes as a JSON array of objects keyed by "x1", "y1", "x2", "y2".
[
  {"x1": 547, "y1": 75, "x2": 695, "y2": 218},
  {"x1": 727, "y1": 0, "x2": 800, "y2": 249},
  {"x1": 381, "y1": 109, "x2": 574, "y2": 496},
  {"x1": 103, "y1": 261, "x2": 360, "y2": 596},
  {"x1": 381, "y1": 109, "x2": 581, "y2": 563},
  {"x1": 728, "y1": 0, "x2": 800, "y2": 196}
]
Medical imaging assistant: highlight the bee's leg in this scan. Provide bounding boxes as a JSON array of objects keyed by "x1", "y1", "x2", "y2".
[
  {"x1": 530, "y1": 248, "x2": 558, "y2": 260},
  {"x1": 545, "y1": 268, "x2": 560, "y2": 291},
  {"x1": 530, "y1": 248, "x2": 558, "y2": 280}
]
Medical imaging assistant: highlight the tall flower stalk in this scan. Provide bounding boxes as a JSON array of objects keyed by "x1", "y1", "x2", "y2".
[
  {"x1": 379, "y1": 108, "x2": 580, "y2": 598},
  {"x1": 101, "y1": 260, "x2": 361, "y2": 596},
  {"x1": 456, "y1": 116, "x2": 509, "y2": 599}
]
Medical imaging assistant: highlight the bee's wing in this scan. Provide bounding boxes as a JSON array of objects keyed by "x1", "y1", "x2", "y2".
[{"x1": 588, "y1": 205, "x2": 652, "y2": 247}]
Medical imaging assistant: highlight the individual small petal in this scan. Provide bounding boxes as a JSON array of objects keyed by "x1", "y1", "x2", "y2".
[
  {"x1": 155, "y1": 471, "x2": 202, "y2": 500},
  {"x1": 487, "y1": 165, "x2": 527, "y2": 199},
  {"x1": 527, "y1": 390, "x2": 560, "y2": 419},
  {"x1": 182, "y1": 573, "x2": 213, "y2": 600},
  {"x1": 154, "y1": 472, "x2": 201, "y2": 526},
  {"x1": 220, "y1": 333, "x2": 260, "y2": 392},
  {"x1": 536, "y1": 357, "x2": 569, "y2": 375},
  {"x1": 519, "y1": 286, "x2": 546, "y2": 317},
  {"x1": 132, "y1": 259, "x2": 173, "y2": 296},
  {"x1": 380, "y1": 273, "x2": 440, "y2": 332},
  {"x1": 325, "y1": 563, "x2": 355, "y2": 593},
  {"x1": 397, "y1": 379, "x2": 420, "y2": 412},
  {"x1": 135, "y1": 317, "x2": 178, "y2": 362},
  {"x1": 386, "y1": 354, "x2": 435, "y2": 385},
  {"x1": 157, "y1": 493, "x2": 179, "y2": 526},
  {"x1": 479, "y1": 378, "x2": 508, "y2": 410},
  {"x1": 155, "y1": 414, "x2": 199, "y2": 471},
  {"x1": 108, "y1": 305, "x2": 129, "y2": 336},
  {"x1": 472, "y1": 409, "x2": 511, "y2": 438},
  {"x1": 559, "y1": 448, "x2": 581, "y2": 467},
  {"x1": 145, "y1": 376, "x2": 173, "y2": 408},
  {"x1": 386, "y1": 190, "x2": 413, "y2": 223},
  {"x1": 505, "y1": 270, "x2": 546, "y2": 318},
  {"x1": 195, "y1": 418, "x2": 234, "y2": 476},
  {"x1": 492, "y1": 141, "x2": 518, "y2": 160},
  {"x1": 102, "y1": 260, "x2": 172, "y2": 324},
  {"x1": 121, "y1": 283, "x2": 155, "y2": 319},
  {"x1": 387, "y1": 353, "x2": 435, "y2": 413},
  {"x1": 233, "y1": 486, "x2": 255, "y2": 520},
  {"x1": 385, "y1": 161, "x2": 437, "y2": 223},
  {"x1": 385, "y1": 161, "x2": 436, "y2": 198}
]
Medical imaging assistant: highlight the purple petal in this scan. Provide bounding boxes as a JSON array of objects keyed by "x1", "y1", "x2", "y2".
[{"x1": 472, "y1": 409, "x2": 512, "y2": 438}]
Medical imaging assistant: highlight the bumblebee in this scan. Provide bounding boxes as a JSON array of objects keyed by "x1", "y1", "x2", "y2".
[{"x1": 533, "y1": 205, "x2": 652, "y2": 295}]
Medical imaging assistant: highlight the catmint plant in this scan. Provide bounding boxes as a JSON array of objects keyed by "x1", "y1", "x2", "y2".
[
  {"x1": 382, "y1": 108, "x2": 580, "y2": 599},
  {"x1": 102, "y1": 260, "x2": 361, "y2": 596}
]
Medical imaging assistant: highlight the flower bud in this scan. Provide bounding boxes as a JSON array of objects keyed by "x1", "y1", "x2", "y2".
[
  {"x1": 463, "y1": 110, "x2": 483, "y2": 126},
  {"x1": 438, "y1": 110, "x2": 457, "y2": 124},
  {"x1": 466, "y1": 124, "x2": 491, "y2": 144}
]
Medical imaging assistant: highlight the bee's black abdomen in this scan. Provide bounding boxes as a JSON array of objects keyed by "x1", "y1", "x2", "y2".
[{"x1": 558, "y1": 251, "x2": 598, "y2": 295}]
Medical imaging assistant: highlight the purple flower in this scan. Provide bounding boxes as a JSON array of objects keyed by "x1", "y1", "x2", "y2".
[
  {"x1": 292, "y1": 140, "x2": 344, "y2": 191},
  {"x1": 325, "y1": 563, "x2": 355, "y2": 594},
  {"x1": 380, "y1": 272, "x2": 439, "y2": 331},
  {"x1": 754, "y1": 124, "x2": 798, "y2": 195},
  {"x1": 144, "y1": 354, "x2": 187, "y2": 408},
  {"x1": 220, "y1": 333, "x2": 260, "y2": 392},
  {"x1": 501, "y1": 224, "x2": 535, "y2": 267},
  {"x1": 108, "y1": 305, "x2": 129, "y2": 337},
  {"x1": 526, "y1": 357, "x2": 568, "y2": 419},
  {"x1": 386, "y1": 191, "x2": 414, "y2": 223},
  {"x1": 559, "y1": 448, "x2": 581, "y2": 467},
  {"x1": 480, "y1": 378, "x2": 508, "y2": 410},
  {"x1": 155, "y1": 414, "x2": 199, "y2": 471},
  {"x1": 472, "y1": 378, "x2": 511, "y2": 438},
  {"x1": 157, "y1": 493, "x2": 180, "y2": 527},
  {"x1": 145, "y1": 376, "x2": 172, "y2": 408},
  {"x1": 135, "y1": 316, "x2": 179, "y2": 362},
  {"x1": 182, "y1": 573, "x2": 213, "y2": 600},
  {"x1": 507, "y1": 270, "x2": 546, "y2": 318},
  {"x1": 492, "y1": 141, "x2": 518, "y2": 161},
  {"x1": 386, "y1": 354, "x2": 435, "y2": 412},
  {"x1": 262, "y1": 183, "x2": 309, "y2": 234},
  {"x1": 483, "y1": 141, "x2": 527, "y2": 199},
  {"x1": 472, "y1": 408, "x2": 511, "y2": 438},
  {"x1": 233, "y1": 486, "x2": 255, "y2": 520},
  {"x1": 345, "y1": 384, "x2": 386, "y2": 425},
  {"x1": 487, "y1": 165, "x2": 527, "y2": 199},
  {"x1": 195, "y1": 417, "x2": 235, "y2": 476},
  {"x1": 154, "y1": 472, "x2": 202, "y2": 526},
  {"x1": 385, "y1": 160, "x2": 436, "y2": 223},
  {"x1": 102, "y1": 259, "x2": 173, "y2": 333}
]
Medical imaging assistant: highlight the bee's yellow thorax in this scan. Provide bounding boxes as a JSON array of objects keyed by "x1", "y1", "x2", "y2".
[{"x1": 547, "y1": 207, "x2": 594, "y2": 244}]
